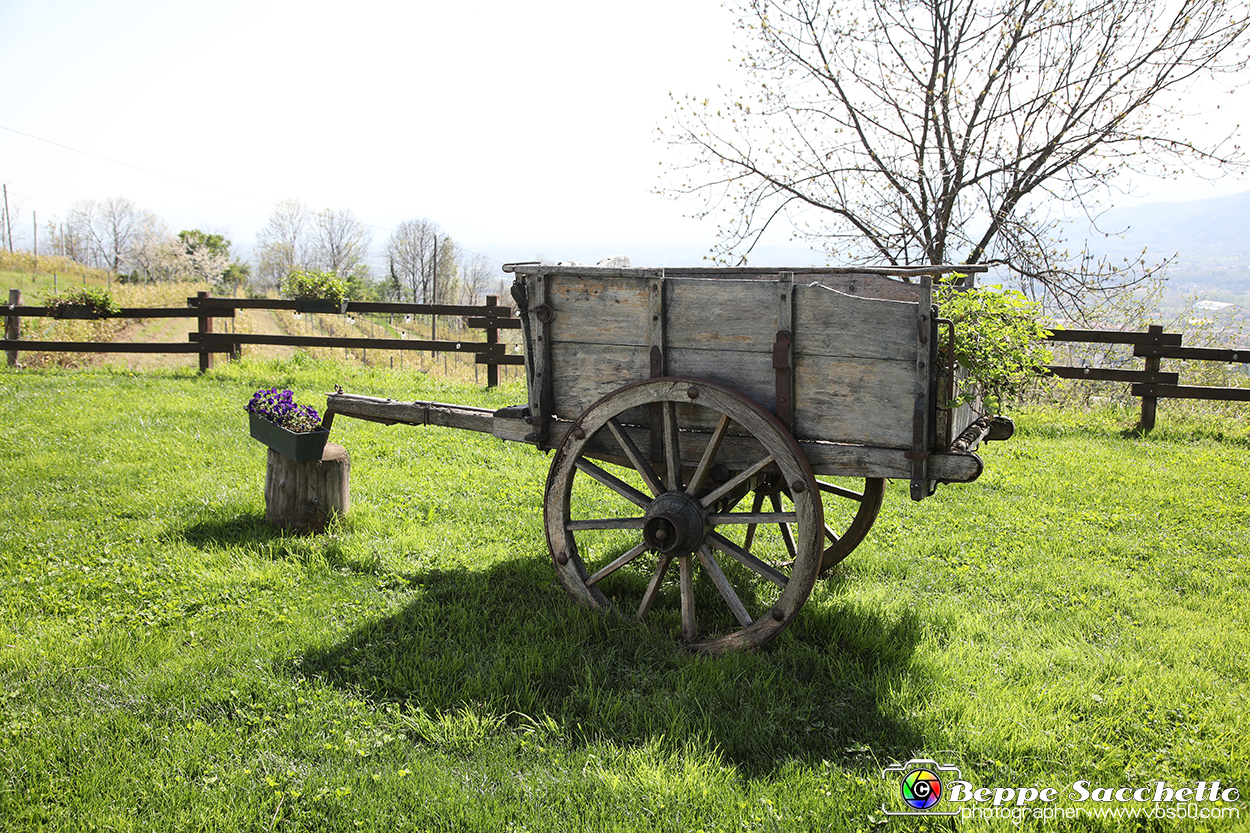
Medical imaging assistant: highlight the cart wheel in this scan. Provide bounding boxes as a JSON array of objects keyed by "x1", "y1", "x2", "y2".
[
  {"x1": 544, "y1": 377, "x2": 824, "y2": 653},
  {"x1": 745, "y1": 472, "x2": 885, "y2": 570},
  {"x1": 815, "y1": 477, "x2": 884, "y2": 573},
  {"x1": 744, "y1": 478, "x2": 885, "y2": 574}
]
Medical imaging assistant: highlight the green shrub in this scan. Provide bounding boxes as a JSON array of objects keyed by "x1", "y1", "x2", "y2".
[
  {"x1": 935, "y1": 277, "x2": 1052, "y2": 413},
  {"x1": 42, "y1": 286, "x2": 121, "y2": 316},
  {"x1": 281, "y1": 269, "x2": 347, "y2": 302}
]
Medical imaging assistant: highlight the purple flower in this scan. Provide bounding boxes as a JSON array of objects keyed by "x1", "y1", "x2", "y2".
[{"x1": 247, "y1": 388, "x2": 323, "y2": 433}]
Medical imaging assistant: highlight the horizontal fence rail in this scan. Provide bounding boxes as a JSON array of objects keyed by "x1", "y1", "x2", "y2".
[
  {"x1": 3, "y1": 290, "x2": 521, "y2": 385},
  {"x1": 1045, "y1": 324, "x2": 1250, "y2": 430}
]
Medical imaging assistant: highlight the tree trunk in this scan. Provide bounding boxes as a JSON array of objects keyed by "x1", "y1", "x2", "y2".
[{"x1": 264, "y1": 442, "x2": 350, "y2": 533}]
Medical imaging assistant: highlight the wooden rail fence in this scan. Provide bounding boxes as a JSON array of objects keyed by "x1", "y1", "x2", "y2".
[
  {"x1": 3, "y1": 290, "x2": 523, "y2": 386},
  {"x1": 8, "y1": 290, "x2": 1246, "y2": 416},
  {"x1": 1046, "y1": 324, "x2": 1250, "y2": 430}
]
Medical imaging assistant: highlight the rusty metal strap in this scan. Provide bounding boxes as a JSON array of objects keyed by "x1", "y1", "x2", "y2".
[{"x1": 772, "y1": 330, "x2": 793, "y2": 429}]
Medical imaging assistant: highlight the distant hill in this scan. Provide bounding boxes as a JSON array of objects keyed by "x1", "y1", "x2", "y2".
[
  {"x1": 1077, "y1": 189, "x2": 1250, "y2": 271},
  {"x1": 627, "y1": 190, "x2": 1250, "y2": 291}
]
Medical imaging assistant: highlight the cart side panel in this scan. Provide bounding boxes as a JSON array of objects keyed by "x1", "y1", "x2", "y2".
[
  {"x1": 544, "y1": 273, "x2": 652, "y2": 345},
  {"x1": 792, "y1": 283, "x2": 918, "y2": 449},
  {"x1": 793, "y1": 270, "x2": 927, "y2": 302},
  {"x1": 545, "y1": 273, "x2": 920, "y2": 449},
  {"x1": 793, "y1": 357, "x2": 916, "y2": 448}
]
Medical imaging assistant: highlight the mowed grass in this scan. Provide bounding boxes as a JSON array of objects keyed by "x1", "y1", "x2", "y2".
[{"x1": 0, "y1": 358, "x2": 1247, "y2": 831}]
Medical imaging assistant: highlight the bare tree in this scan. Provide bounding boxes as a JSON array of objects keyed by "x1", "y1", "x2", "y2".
[
  {"x1": 662, "y1": 0, "x2": 1250, "y2": 314},
  {"x1": 254, "y1": 198, "x2": 312, "y2": 289},
  {"x1": 127, "y1": 214, "x2": 178, "y2": 282},
  {"x1": 458, "y1": 253, "x2": 499, "y2": 305},
  {"x1": 435, "y1": 237, "x2": 459, "y2": 305},
  {"x1": 385, "y1": 218, "x2": 440, "y2": 303},
  {"x1": 309, "y1": 207, "x2": 371, "y2": 278},
  {"x1": 63, "y1": 197, "x2": 145, "y2": 273}
]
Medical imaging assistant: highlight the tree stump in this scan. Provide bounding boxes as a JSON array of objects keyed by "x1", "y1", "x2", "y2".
[{"x1": 264, "y1": 442, "x2": 350, "y2": 533}]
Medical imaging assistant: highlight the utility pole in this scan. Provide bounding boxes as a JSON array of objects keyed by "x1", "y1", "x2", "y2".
[
  {"x1": 431, "y1": 234, "x2": 439, "y2": 356},
  {"x1": 2, "y1": 184, "x2": 11, "y2": 253}
]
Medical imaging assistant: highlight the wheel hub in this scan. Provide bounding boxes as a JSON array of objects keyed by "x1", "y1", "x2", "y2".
[{"x1": 643, "y1": 492, "x2": 708, "y2": 555}]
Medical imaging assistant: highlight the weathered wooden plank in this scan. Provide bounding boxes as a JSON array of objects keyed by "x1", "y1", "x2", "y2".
[
  {"x1": 663, "y1": 279, "x2": 779, "y2": 349},
  {"x1": 191, "y1": 297, "x2": 500, "y2": 316},
  {"x1": 546, "y1": 275, "x2": 919, "y2": 361},
  {"x1": 473, "y1": 353, "x2": 526, "y2": 366},
  {"x1": 324, "y1": 394, "x2": 498, "y2": 434},
  {"x1": 1047, "y1": 328, "x2": 1182, "y2": 346},
  {"x1": 3, "y1": 340, "x2": 212, "y2": 353},
  {"x1": 193, "y1": 332, "x2": 499, "y2": 353},
  {"x1": 795, "y1": 271, "x2": 929, "y2": 302},
  {"x1": 546, "y1": 275, "x2": 651, "y2": 346},
  {"x1": 510, "y1": 415, "x2": 981, "y2": 481},
  {"x1": 1131, "y1": 383, "x2": 1250, "y2": 402},
  {"x1": 792, "y1": 284, "x2": 917, "y2": 362},
  {"x1": 7, "y1": 306, "x2": 218, "y2": 318},
  {"x1": 504, "y1": 263, "x2": 983, "y2": 281},
  {"x1": 549, "y1": 342, "x2": 652, "y2": 421},
  {"x1": 526, "y1": 271, "x2": 555, "y2": 444},
  {"x1": 1132, "y1": 345, "x2": 1250, "y2": 362},
  {"x1": 466, "y1": 316, "x2": 521, "y2": 329},
  {"x1": 548, "y1": 340, "x2": 915, "y2": 448},
  {"x1": 1047, "y1": 365, "x2": 1180, "y2": 384},
  {"x1": 793, "y1": 357, "x2": 917, "y2": 449}
]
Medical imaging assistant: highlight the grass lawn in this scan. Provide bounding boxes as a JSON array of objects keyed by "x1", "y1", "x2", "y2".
[{"x1": 1, "y1": 358, "x2": 1247, "y2": 831}]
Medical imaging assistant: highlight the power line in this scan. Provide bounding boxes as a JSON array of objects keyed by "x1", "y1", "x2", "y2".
[
  {"x1": 0, "y1": 124, "x2": 507, "y2": 266},
  {"x1": 0, "y1": 123, "x2": 265, "y2": 207}
]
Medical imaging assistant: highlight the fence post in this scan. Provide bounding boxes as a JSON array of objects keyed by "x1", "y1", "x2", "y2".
[
  {"x1": 485, "y1": 294, "x2": 500, "y2": 388},
  {"x1": 1138, "y1": 323, "x2": 1163, "y2": 432},
  {"x1": 5, "y1": 289, "x2": 19, "y2": 367},
  {"x1": 197, "y1": 290, "x2": 213, "y2": 373}
]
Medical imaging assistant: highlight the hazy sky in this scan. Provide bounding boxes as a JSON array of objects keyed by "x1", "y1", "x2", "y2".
[{"x1": 2, "y1": 0, "x2": 1246, "y2": 270}]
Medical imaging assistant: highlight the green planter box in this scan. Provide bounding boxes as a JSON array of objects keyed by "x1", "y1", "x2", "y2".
[{"x1": 248, "y1": 412, "x2": 330, "y2": 462}]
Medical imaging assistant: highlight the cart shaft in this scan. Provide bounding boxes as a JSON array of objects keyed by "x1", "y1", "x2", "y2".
[{"x1": 324, "y1": 392, "x2": 984, "y2": 484}]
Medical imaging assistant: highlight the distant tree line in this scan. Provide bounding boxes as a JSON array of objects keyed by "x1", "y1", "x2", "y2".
[{"x1": 28, "y1": 195, "x2": 501, "y2": 304}]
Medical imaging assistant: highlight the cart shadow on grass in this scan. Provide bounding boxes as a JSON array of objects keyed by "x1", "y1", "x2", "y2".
[{"x1": 290, "y1": 553, "x2": 930, "y2": 779}]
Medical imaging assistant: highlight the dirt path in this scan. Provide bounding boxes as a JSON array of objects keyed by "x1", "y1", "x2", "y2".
[
  {"x1": 90, "y1": 306, "x2": 296, "y2": 371},
  {"x1": 235, "y1": 308, "x2": 298, "y2": 362}
]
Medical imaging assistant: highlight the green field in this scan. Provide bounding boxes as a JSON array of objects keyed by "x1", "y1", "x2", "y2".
[{"x1": 1, "y1": 359, "x2": 1247, "y2": 831}]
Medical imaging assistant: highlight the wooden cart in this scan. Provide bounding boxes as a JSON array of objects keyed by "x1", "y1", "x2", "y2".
[{"x1": 324, "y1": 263, "x2": 1011, "y2": 652}]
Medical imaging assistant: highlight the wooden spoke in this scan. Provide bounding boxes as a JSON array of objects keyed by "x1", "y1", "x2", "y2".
[
  {"x1": 607, "y1": 417, "x2": 665, "y2": 496},
  {"x1": 637, "y1": 552, "x2": 674, "y2": 620},
  {"x1": 707, "y1": 531, "x2": 789, "y2": 588},
  {"x1": 678, "y1": 554, "x2": 696, "y2": 641},
  {"x1": 768, "y1": 491, "x2": 798, "y2": 562},
  {"x1": 820, "y1": 480, "x2": 869, "y2": 502},
  {"x1": 686, "y1": 414, "x2": 732, "y2": 497},
  {"x1": 699, "y1": 454, "x2": 776, "y2": 509},
  {"x1": 586, "y1": 541, "x2": 650, "y2": 587},
  {"x1": 707, "y1": 511, "x2": 798, "y2": 525},
  {"x1": 574, "y1": 458, "x2": 651, "y2": 508},
  {"x1": 695, "y1": 545, "x2": 752, "y2": 627},
  {"x1": 742, "y1": 489, "x2": 766, "y2": 551},
  {"x1": 565, "y1": 517, "x2": 645, "y2": 531},
  {"x1": 662, "y1": 401, "x2": 682, "y2": 492}
]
